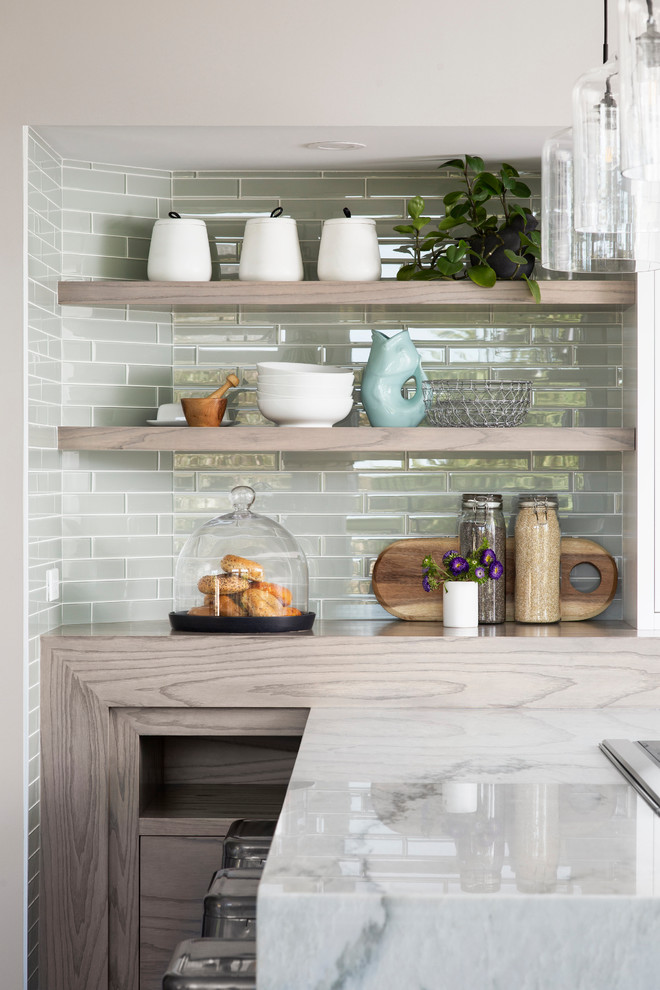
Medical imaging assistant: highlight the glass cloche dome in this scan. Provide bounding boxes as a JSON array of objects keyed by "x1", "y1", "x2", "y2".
[{"x1": 170, "y1": 485, "x2": 313, "y2": 632}]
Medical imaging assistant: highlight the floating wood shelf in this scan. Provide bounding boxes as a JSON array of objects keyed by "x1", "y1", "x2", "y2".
[
  {"x1": 57, "y1": 278, "x2": 636, "y2": 309},
  {"x1": 58, "y1": 425, "x2": 636, "y2": 453},
  {"x1": 139, "y1": 783, "x2": 289, "y2": 837}
]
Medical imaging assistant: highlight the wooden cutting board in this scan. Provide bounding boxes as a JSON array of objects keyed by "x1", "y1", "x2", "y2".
[{"x1": 372, "y1": 537, "x2": 618, "y2": 622}]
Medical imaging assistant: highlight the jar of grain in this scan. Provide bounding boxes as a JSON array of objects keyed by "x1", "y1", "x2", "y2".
[
  {"x1": 514, "y1": 495, "x2": 561, "y2": 623},
  {"x1": 459, "y1": 493, "x2": 506, "y2": 624}
]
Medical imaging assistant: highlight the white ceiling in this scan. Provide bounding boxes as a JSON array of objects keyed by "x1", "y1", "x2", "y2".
[{"x1": 35, "y1": 125, "x2": 556, "y2": 172}]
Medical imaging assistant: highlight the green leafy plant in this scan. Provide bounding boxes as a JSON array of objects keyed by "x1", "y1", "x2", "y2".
[{"x1": 394, "y1": 155, "x2": 542, "y2": 302}]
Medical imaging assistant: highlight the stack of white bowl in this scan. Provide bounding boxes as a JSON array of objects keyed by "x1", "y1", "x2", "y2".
[{"x1": 256, "y1": 362, "x2": 355, "y2": 427}]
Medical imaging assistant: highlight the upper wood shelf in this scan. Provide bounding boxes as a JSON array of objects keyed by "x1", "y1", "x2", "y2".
[
  {"x1": 58, "y1": 426, "x2": 635, "y2": 453},
  {"x1": 57, "y1": 279, "x2": 636, "y2": 309}
]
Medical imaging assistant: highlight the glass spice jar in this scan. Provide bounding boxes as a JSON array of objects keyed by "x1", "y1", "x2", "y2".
[
  {"x1": 459, "y1": 493, "x2": 506, "y2": 624},
  {"x1": 514, "y1": 495, "x2": 561, "y2": 623}
]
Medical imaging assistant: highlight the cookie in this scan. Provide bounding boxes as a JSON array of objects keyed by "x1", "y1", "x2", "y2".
[
  {"x1": 281, "y1": 607, "x2": 302, "y2": 617},
  {"x1": 198, "y1": 573, "x2": 249, "y2": 596},
  {"x1": 241, "y1": 587, "x2": 284, "y2": 617},
  {"x1": 250, "y1": 581, "x2": 293, "y2": 606},
  {"x1": 220, "y1": 554, "x2": 264, "y2": 581}
]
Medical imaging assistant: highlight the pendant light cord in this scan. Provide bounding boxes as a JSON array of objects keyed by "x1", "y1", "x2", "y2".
[
  {"x1": 603, "y1": 0, "x2": 608, "y2": 63},
  {"x1": 648, "y1": 0, "x2": 655, "y2": 26}
]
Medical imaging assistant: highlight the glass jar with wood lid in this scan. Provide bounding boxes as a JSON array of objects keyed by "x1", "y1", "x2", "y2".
[
  {"x1": 458, "y1": 493, "x2": 506, "y2": 624},
  {"x1": 514, "y1": 495, "x2": 561, "y2": 623}
]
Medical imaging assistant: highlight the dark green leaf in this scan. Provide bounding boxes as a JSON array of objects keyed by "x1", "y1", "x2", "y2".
[
  {"x1": 436, "y1": 258, "x2": 464, "y2": 277},
  {"x1": 449, "y1": 202, "x2": 471, "y2": 218},
  {"x1": 466, "y1": 155, "x2": 485, "y2": 173},
  {"x1": 420, "y1": 236, "x2": 441, "y2": 252},
  {"x1": 440, "y1": 158, "x2": 465, "y2": 170},
  {"x1": 500, "y1": 163, "x2": 519, "y2": 178},
  {"x1": 504, "y1": 249, "x2": 528, "y2": 265},
  {"x1": 508, "y1": 204, "x2": 528, "y2": 223},
  {"x1": 394, "y1": 246, "x2": 414, "y2": 255},
  {"x1": 437, "y1": 216, "x2": 464, "y2": 230},
  {"x1": 411, "y1": 268, "x2": 444, "y2": 280},
  {"x1": 393, "y1": 224, "x2": 415, "y2": 234},
  {"x1": 396, "y1": 264, "x2": 418, "y2": 280},
  {"x1": 443, "y1": 190, "x2": 464, "y2": 207},
  {"x1": 445, "y1": 243, "x2": 467, "y2": 263},
  {"x1": 522, "y1": 275, "x2": 541, "y2": 303},
  {"x1": 474, "y1": 172, "x2": 502, "y2": 195},
  {"x1": 468, "y1": 264, "x2": 497, "y2": 288},
  {"x1": 412, "y1": 216, "x2": 432, "y2": 231},
  {"x1": 473, "y1": 188, "x2": 492, "y2": 205},
  {"x1": 510, "y1": 180, "x2": 531, "y2": 198},
  {"x1": 407, "y1": 196, "x2": 425, "y2": 220}
]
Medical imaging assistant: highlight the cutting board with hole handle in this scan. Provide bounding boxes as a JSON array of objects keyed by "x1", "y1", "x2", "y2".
[{"x1": 371, "y1": 537, "x2": 618, "y2": 621}]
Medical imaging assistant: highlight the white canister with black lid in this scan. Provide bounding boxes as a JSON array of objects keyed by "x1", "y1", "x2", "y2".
[
  {"x1": 238, "y1": 207, "x2": 304, "y2": 281},
  {"x1": 147, "y1": 212, "x2": 212, "y2": 281},
  {"x1": 317, "y1": 208, "x2": 382, "y2": 281}
]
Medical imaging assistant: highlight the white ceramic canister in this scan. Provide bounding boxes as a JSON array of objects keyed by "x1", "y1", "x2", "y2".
[
  {"x1": 147, "y1": 212, "x2": 212, "y2": 282},
  {"x1": 238, "y1": 208, "x2": 304, "y2": 282},
  {"x1": 317, "y1": 213, "x2": 382, "y2": 281}
]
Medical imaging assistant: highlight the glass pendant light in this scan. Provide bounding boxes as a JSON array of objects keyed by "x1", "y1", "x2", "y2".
[
  {"x1": 541, "y1": 0, "x2": 660, "y2": 272},
  {"x1": 572, "y1": 58, "x2": 635, "y2": 237},
  {"x1": 542, "y1": 128, "x2": 642, "y2": 272},
  {"x1": 619, "y1": 0, "x2": 660, "y2": 180}
]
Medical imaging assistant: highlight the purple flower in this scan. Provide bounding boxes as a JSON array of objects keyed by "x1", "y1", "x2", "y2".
[
  {"x1": 489, "y1": 560, "x2": 504, "y2": 580},
  {"x1": 422, "y1": 575, "x2": 431, "y2": 593},
  {"x1": 480, "y1": 547, "x2": 496, "y2": 566},
  {"x1": 474, "y1": 566, "x2": 486, "y2": 580},
  {"x1": 449, "y1": 556, "x2": 469, "y2": 575},
  {"x1": 443, "y1": 550, "x2": 458, "y2": 561}
]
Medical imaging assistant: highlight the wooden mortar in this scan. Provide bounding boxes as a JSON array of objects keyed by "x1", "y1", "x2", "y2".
[{"x1": 181, "y1": 373, "x2": 240, "y2": 427}]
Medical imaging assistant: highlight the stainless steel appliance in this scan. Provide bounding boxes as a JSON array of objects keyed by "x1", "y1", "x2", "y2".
[{"x1": 600, "y1": 739, "x2": 660, "y2": 814}]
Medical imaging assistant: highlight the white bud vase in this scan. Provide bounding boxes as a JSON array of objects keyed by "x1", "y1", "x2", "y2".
[{"x1": 443, "y1": 581, "x2": 479, "y2": 628}]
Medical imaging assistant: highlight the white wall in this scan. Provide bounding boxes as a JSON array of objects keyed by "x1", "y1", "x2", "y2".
[{"x1": 0, "y1": 1, "x2": 604, "y2": 984}]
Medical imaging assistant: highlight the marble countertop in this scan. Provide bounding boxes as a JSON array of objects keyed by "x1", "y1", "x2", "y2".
[{"x1": 258, "y1": 708, "x2": 660, "y2": 990}]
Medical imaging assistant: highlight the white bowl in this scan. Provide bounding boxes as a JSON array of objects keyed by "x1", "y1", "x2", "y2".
[
  {"x1": 257, "y1": 365, "x2": 353, "y2": 388},
  {"x1": 258, "y1": 371, "x2": 353, "y2": 385},
  {"x1": 258, "y1": 383, "x2": 354, "y2": 399},
  {"x1": 257, "y1": 391, "x2": 354, "y2": 427},
  {"x1": 257, "y1": 362, "x2": 352, "y2": 376}
]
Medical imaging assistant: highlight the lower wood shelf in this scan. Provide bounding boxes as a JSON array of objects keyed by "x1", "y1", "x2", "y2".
[
  {"x1": 58, "y1": 425, "x2": 636, "y2": 452},
  {"x1": 139, "y1": 782, "x2": 289, "y2": 836}
]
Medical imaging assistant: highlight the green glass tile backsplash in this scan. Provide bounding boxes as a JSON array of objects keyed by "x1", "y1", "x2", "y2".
[{"x1": 26, "y1": 151, "x2": 625, "y2": 634}]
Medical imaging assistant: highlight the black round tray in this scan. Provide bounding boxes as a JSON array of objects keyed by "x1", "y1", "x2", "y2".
[{"x1": 169, "y1": 610, "x2": 316, "y2": 634}]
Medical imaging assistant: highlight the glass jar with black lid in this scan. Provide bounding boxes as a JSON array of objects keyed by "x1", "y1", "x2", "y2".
[{"x1": 458, "y1": 493, "x2": 506, "y2": 624}]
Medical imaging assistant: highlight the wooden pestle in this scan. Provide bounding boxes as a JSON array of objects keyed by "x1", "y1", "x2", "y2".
[{"x1": 206, "y1": 374, "x2": 240, "y2": 401}]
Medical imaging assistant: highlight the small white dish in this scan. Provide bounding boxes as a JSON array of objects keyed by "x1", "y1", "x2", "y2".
[{"x1": 156, "y1": 401, "x2": 185, "y2": 421}]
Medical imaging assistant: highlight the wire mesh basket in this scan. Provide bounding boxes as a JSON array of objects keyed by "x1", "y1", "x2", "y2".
[{"x1": 422, "y1": 380, "x2": 532, "y2": 428}]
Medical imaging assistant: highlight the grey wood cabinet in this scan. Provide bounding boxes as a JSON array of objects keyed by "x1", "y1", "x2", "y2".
[{"x1": 41, "y1": 622, "x2": 660, "y2": 990}]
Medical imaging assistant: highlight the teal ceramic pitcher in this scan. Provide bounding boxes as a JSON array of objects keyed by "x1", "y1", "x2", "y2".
[{"x1": 361, "y1": 329, "x2": 426, "y2": 427}]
